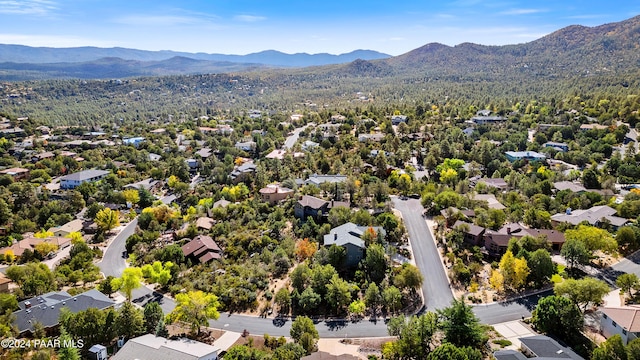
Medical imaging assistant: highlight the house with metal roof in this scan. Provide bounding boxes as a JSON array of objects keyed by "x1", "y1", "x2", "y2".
[
  {"x1": 14, "y1": 289, "x2": 115, "y2": 335},
  {"x1": 60, "y1": 169, "x2": 110, "y2": 189},
  {"x1": 112, "y1": 334, "x2": 219, "y2": 360}
]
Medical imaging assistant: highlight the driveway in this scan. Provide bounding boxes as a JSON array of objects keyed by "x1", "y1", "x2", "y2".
[
  {"x1": 391, "y1": 196, "x2": 453, "y2": 310},
  {"x1": 97, "y1": 218, "x2": 138, "y2": 278},
  {"x1": 283, "y1": 124, "x2": 313, "y2": 149}
]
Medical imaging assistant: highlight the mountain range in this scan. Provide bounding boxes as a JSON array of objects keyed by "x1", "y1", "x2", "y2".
[{"x1": 0, "y1": 14, "x2": 639, "y2": 81}]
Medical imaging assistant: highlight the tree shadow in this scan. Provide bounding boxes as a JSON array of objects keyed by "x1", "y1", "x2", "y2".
[{"x1": 324, "y1": 319, "x2": 348, "y2": 331}]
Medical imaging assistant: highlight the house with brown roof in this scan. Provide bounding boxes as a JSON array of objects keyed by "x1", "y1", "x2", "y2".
[
  {"x1": 259, "y1": 184, "x2": 294, "y2": 205},
  {"x1": 553, "y1": 181, "x2": 587, "y2": 193},
  {"x1": 0, "y1": 167, "x2": 29, "y2": 181},
  {"x1": 195, "y1": 217, "x2": 215, "y2": 231},
  {"x1": 600, "y1": 305, "x2": 640, "y2": 344},
  {"x1": 181, "y1": 235, "x2": 222, "y2": 264},
  {"x1": 0, "y1": 274, "x2": 12, "y2": 293},
  {"x1": 482, "y1": 223, "x2": 566, "y2": 257},
  {"x1": 0, "y1": 236, "x2": 71, "y2": 258},
  {"x1": 452, "y1": 221, "x2": 486, "y2": 246},
  {"x1": 48, "y1": 219, "x2": 83, "y2": 238},
  {"x1": 294, "y1": 195, "x2": 349, "y2": 220}
]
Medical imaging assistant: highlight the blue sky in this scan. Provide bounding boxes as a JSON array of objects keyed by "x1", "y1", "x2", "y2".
[{"x1": 0, "y1": 0, "x2": 638, "y2": 55}]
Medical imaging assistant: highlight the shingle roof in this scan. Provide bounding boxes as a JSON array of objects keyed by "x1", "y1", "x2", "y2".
[
  {"x1": 14, "y1": 289, "x2": 115, "y2": 334},
  {"x1": 600, "y1": 305, "x2": 640, "y2": 332},
  {"x1": 554, "y1": 181, "x2": 587, "y2": 193},
  {"x1": 323, "y1": 222, "x2": 385, "y2": 249},
  {"x1": 111, "y1": 334, "x2": 219, "y2": 360},
  {"x1": 551, "y1": 205, "x2": 628, "y2": 227},
  {"x1": 453, "y1": 220, "x2": 485, "y2": 237},
  {"x1": 519, "y1": 335, "x2": 584, "y2": 359},
  {"x1": 60, "y1": 169, "x2": 109, "y2": 182}
]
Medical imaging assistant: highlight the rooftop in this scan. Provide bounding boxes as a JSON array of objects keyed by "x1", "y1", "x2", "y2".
[
  {"x1": 111, "y1": 334, "x2": 219, "y2": 360},
  {"x1": 60, "y1": 169, "x2": 110, "y2": 182}
]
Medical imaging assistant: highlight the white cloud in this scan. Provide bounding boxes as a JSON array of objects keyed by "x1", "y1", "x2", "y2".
[
  {"x1": 500, "y1": 8, "x2": 546, "y2": 15},
  {"x1": 113, "y1": 14, "x2": 210, "y2": 26},
  {"x1": 0, "y1": 33, "x2": 118, "y2": 48},
  {"x1": 233, "y1": 15, "x2": 266, "y2": 23},
  {"x1": 0, "y1": 0, "x2": 56, "y2": 16}
]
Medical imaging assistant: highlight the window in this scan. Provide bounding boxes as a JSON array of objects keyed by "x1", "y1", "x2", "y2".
[
  {"x1": 623, "y1": 329, "x2": 628, "y2": 335},
  {"x1": 603, "y1": 314, "x2": 608, "y2": 319},
  {"x1": 613, "y1": 321, "x2": 617, "y2": 328}
]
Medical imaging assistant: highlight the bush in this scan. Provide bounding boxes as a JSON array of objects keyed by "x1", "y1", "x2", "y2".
[{"x1": 492, "y1": 339, "x2": 512, "y2": 348}]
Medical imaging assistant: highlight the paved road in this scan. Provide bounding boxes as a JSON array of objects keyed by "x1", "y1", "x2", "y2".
[
  {"x1": 97, "y1": 218, "x2": 138, "y2": 278},
  {"x1": 209, "y1": 313, "x2": 390, "y2": 338},
  {"x1": 283, "y1": 124, "x2": 313, "y2": 149},
  {"x1": 391, "y1": 196, "x2": 454, "y2": 310}
]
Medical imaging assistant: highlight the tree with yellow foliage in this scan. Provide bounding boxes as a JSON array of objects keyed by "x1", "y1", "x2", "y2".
[
  {"x1": 95, "y1": 208, "x2": 120, "y2": 233},
  {"x1": 34, "y1": 229, "x2": 54, "y2": 238},
  {"x1": 295, "y1": 238, "x2": 317, "y2": 261},
  {"x1": 122, "y1": 189, "x2": 140, "y2": 206},
  {"x1": 69, "y1": 231, "x2": 84, "y2": 245},
  {"x1": 34, "y1": 242, "x2": 58, "y2": 257},
  {"x1": 3, "y1": 249, "x2": 15, "y2": 263},
  {"x1": 489, "y1": 269, "x2": 504, "y2": 293}
]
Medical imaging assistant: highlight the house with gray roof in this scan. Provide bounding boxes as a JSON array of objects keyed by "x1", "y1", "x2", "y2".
[
  {"x1": 60, "y1": 169, "x2": 110, "y2": 189},
  {"x1": 305, "y1": 174, "x2": 347, "y2": 186},
  {"x1": 294, "y1": 195, "x2": 349, "y2": 220},
  {"x1": 551, "y1": 205, "x2": 629, "y2": 230},
  {"x1": 229, "y1": 162, "x2": 257, "y2": 183},
  {"x1": 124, "y1": 178, "x2": 160, "y2": 192},
  {"x1": 324, "y1": 222, "x2": 385, "y2": 267},
  {"x1": 14, "y1": 289, "x2": 115, "y2": 335},
  {"x1": 112, "y1": 334, "x2": 219, "y2": 360},
  {"x1": 505, "y1": 151, "x2": 546, "y2": 162},
  {"x1": 553, "y1": 181, "x2": 587, "y2": 193}
]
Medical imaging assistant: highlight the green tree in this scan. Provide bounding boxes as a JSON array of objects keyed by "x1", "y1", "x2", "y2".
[
  {"x1": 111, "y1": 267, "x2": 143, "y2": 301},
  {"x1": 385, "y1": 313, "x2": 439, "y2": 360},
  {"x1": 298, "y1": 287, "x2": 321, "y2": 313},
  {"x1": 364, "y1": 282, "x2": 382, "y2": 310},
  {"x1": 565, "y1": 225, "x2": 617, "y2": 254},
  {"x1": 98, "y1": 275, "x2": 116, "y2": 297},
  {"x1": 274, "y1": 288, "x2": 291, "y2": 314},
  {"x1": 527, "y1": 249, "x2": 555, "y2": 287},
  {"x1": 348, "y1": 300, "x2": 366, "y2": 317},
  {"x1": 6, "y1": 262, "x2": 56, "y2": 297},
  {"x1": 394, "y1": 263, "x2": 423, "y2": 291},
  {"x1": 427, "y1": 343, "x2": 482, "y2": 360},
  {"x1": 437, "y1": 297, "x2": 486, "y2": 348},
  {"x1": 290, "y1": 316, "x2": 318, "y2": 354},
  {"x1": 627, "y1": 338, "x2": 640, "y2": 359},
  {"x1": 95, "y1": 207, "x2": 120, "y2": 232},
  {"x1": 383, "y1": 286, "x2": 403, "y2": 313},
  {"x1": 115, "y1": 301, "x2": 144, "y2": 339},
  {"x1": 616, "y1": 273, "x2": 639, "y2": 299},
  {"x1": 326, "y1": 274, "x2": 352, "y2": 312},
  {"x1": 561, "y1": 238, "x2": 591, "y2": 270},
  {"x1": 532, "y1": 295, "x2": 583, "y2": 341},
  {"x1": 364, "y1": 243, "x2": 387, "y2": 284},
  {"x1": 167, "y1": 290, "x2": 220, "y2": 335},
  {"x1": 554, "y1": 277, "x2": 610, "y2": 312},
  {"x1": 57, "y1": 327, "x2": 81, "y2": 360},
  {"x1": 141, "y1": 261, "x2": 174, "y2": 287},
  {"x1": 143, "y1": 301, "x2": 164, "y2": 334},
  {"x1": 591, "y1": 334, "x2": 627, "y2": 360}
]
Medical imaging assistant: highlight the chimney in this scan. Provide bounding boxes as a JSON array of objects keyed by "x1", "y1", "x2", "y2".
[
  {"x1": 507, "y1": 227, "x2": 511, "y2": 234},
  {"x1": 334, "y1": 233, "x2": 338, "y2": 240}
]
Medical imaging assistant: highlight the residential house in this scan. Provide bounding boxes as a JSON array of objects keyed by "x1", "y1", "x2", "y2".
[
  {"x1": 477, "y1": 178, "x2": 509, "y2": 191},
  {"x1": 235, "y1": 141, "x2": 256, "y2": 152},
  {"x1": 551, "y1": 205, "x2": 629, "y2": 230},
  {"x1": 580, "y1": 124, "x2": 608, "y2": 131},
  {"x1": 600, "y1": 305, "x2": 640, "y2": 344},
  {"x1": 14, "y1": 289, "x2": 115, "y2": 335},
  {"x1": 195, "y1": 147, "x2": 213, "y2": 159},
  {"x1": 305, "y1": 174, "x2": 347, "y2": 186},
  {"x1": 60, "y1": 169, "x2": 110, "y2": 189},
  {"x1": 543, "y1": 141, "x2": 569, "y2": 152},
  {"x1": 553, "y1": 181, "x2": 587, "y2": 193},
  {"x1": 471, "y1": 193, "x2": 506, "y2": 210},
  {"x1": 290, "y1": 114, "x2": 304, "y2": 121},
  {"x1": 0, "y1": 127, "x2": 26, "y2": 138},
  {"x1": 0, "y1": 274, "x2": 12, "y2": 293},
  {"x1": 520, "y1": 335, "x2": 584, "y2": 359},
  {"x1": 0, "y1": 167, "x2": 29, "y2": 180},
  {"x1": 483, "y1": 223, "x2": 565, "y2": 256},
  {"x1": 148, "y1": 153, "x2": 162, "y2": 161},
  {"x1": 259, "y1": 184, "x2": 295, "y2": 205},
  {"x1": 112, "y1": 334, "x2": 220, "y2": 360},
  {"x1": 186, "y1": 158, "x2": 199, "y2": 172},
  {"x1": 0, "y1": 236, "x2": 71, "y2": 258},
  {"x1": 248, "y1": 110, "x2": 262, "y2": 119},
  {"x1": 471, "y1": 110, "x2": 506, "y2": 125},
  {"x1": 229, "y1": 162, "x2": 257, "y2": 183},
  {"x1": 124, "y1": 178, "x2": 161, "y2": 192},
  {"x1": 122, "y1": 137, "x2": 145, "y2": 147},
  {"x1": 302, "y1": 140, "x2": 319, "y2": 151},
  {"x1": 358, "y1": 133, "x2": 385, "y2": 142},
  {"x1": 505, "y1": 151, "x2": 546, "y2": 162},
  {"x1": 212, "y1": 199, "x2": 231, "y2": 209},
  {"x1": 48, "y1": 219, "x2": 83, "y2": 238},
  {"x1": 195, "y1": 217, "x2": 215, "y2": 231},
  {"x1": 323, "y1": 222, "x2": 385, "y2": 267},
  {"x1": 181, "y1": 235, "x2": 222, "y2": 264},
  {"x1": 452, "y1": 220, "x2": 486, "y2": 246},
  {"x1": 294, "y1": 195, "x2": 349, "y2": 220},
  {"x1": 391, "y1": 115, "x2": 408, "y2": 125}
]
